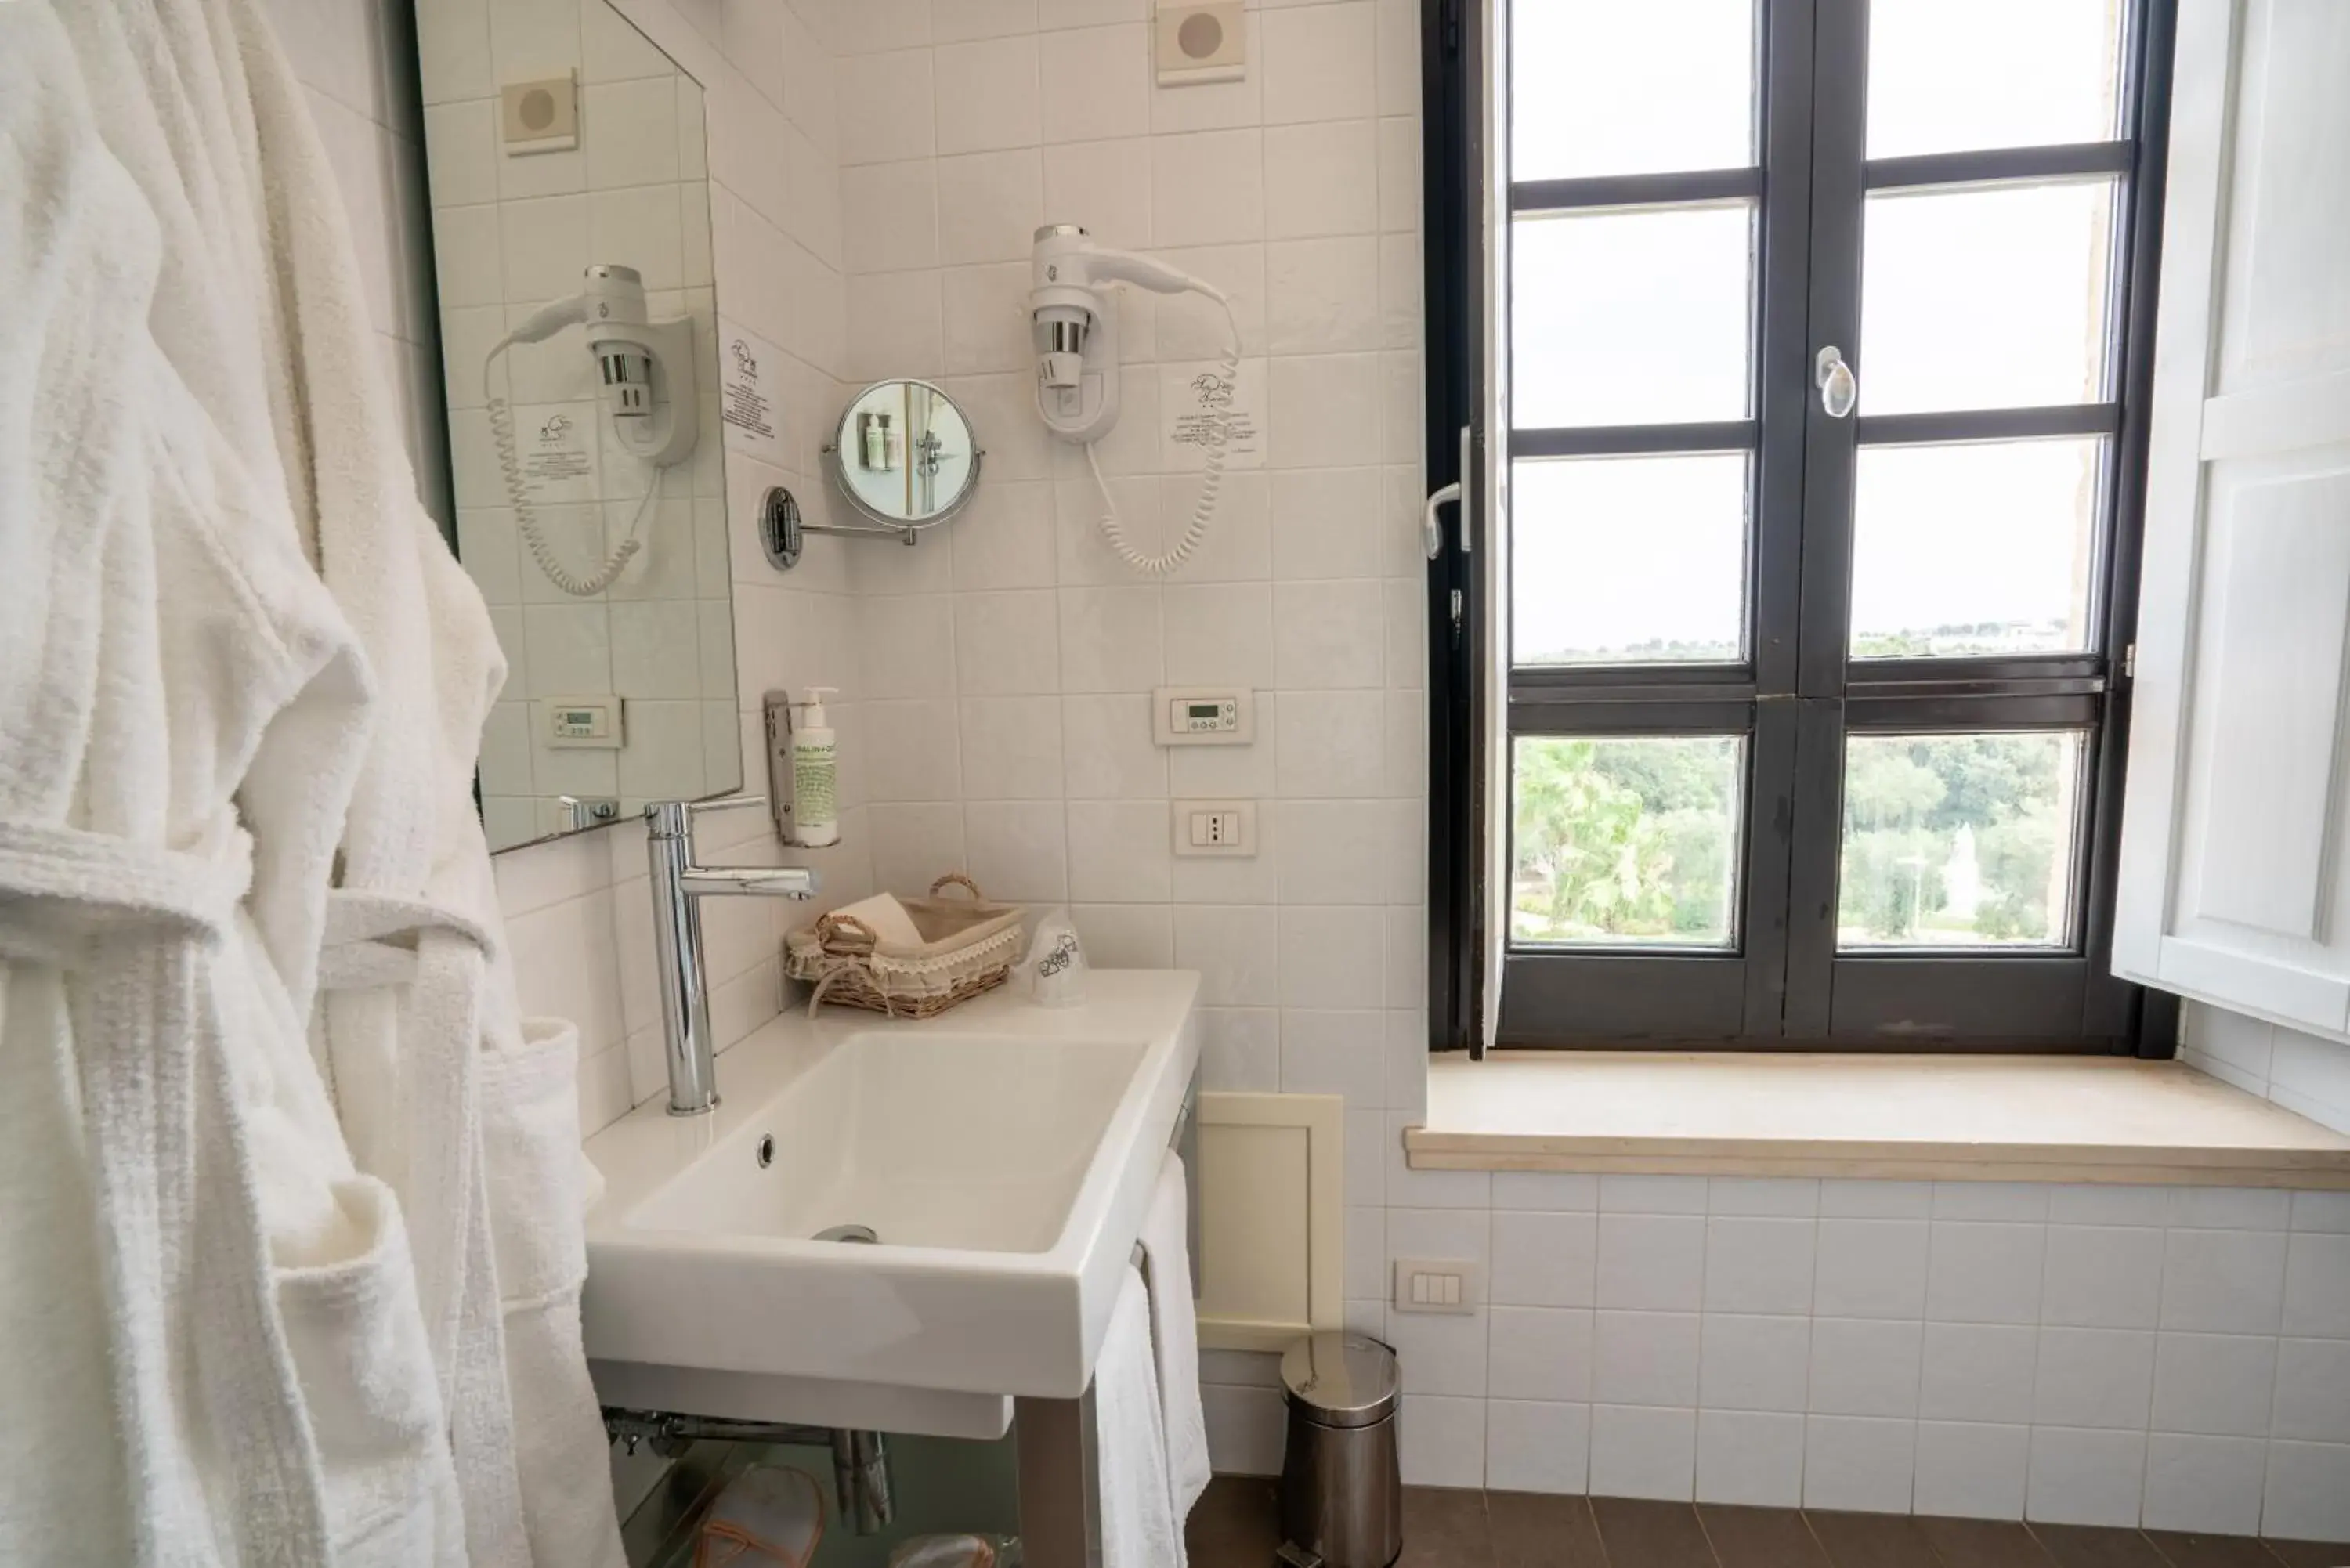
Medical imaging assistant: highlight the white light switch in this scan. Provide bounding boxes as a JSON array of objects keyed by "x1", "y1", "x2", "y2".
[
  {"x1": 1393, "y1": 1256, "x2": 1481, "y2": 1316},
  {"x1": 1172, "y1": 799, "x2": 1256, "y2": 858}
]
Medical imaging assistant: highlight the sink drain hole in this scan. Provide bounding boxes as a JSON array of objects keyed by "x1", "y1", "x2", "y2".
[{"x1": 815, "y1": 1223, "x2": 880, "y2": 1245}]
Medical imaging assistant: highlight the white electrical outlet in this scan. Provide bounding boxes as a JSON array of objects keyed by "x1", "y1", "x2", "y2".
[
  {"x1": 1392, "y1": 1257, "x2": 1483, "y2": 1315},
  {"x1": 1171, "y1": 799, "x2": 1256, "y2": 858}
]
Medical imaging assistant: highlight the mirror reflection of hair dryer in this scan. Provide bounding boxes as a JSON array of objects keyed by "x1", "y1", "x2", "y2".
[
  {"x1": 1029, "y1": 225, "x2": 1242, "y2": 577},
  {"x1": 484, "y1": 263, "x2": 700, "y2": 598}
]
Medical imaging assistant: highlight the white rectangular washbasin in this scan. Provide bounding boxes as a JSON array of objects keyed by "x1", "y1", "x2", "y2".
[{"x1": 580, "y1": 972, "x2": 1199, "y2": 1439}]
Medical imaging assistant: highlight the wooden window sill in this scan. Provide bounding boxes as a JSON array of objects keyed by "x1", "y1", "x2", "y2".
[{"x1": 1405, "y1": 1052, "x2": 2350, "y2": 1188}]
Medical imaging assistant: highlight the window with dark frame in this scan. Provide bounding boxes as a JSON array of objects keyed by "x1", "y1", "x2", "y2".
[{"x1": 1422, "y1": 0, "x2": 2182, "y2": 1053}]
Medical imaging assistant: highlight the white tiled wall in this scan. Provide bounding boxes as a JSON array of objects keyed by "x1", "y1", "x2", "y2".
[
  {"x1": 1206, "y1": 1176, "x2": 2350, "y2": 1540},
  {"x1": 2181, "y1": 1001, "x2": 2350, "y2": 1138},
  {"x1": 826, "y1": 0, "x2": 1435, "y2": 1398}
]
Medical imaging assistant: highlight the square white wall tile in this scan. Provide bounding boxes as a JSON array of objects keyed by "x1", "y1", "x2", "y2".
[
  {"x1": 1808, "y1": 1317, "x2": 1922, "y2": 1419},
  {"x1": 1701, "y1": 1314, "x2": 1812, "y2": 1414},
  {"x1": 1399, "y1": 1395, "x2": 1487, "y2": 1489},
  {"x1": 1912, "y1": 1422, "x2": 2030, "y2": 1520},
  {"x1": 2043, "y1": 1225, "x2": 2165, "y2": 1329},
  {"x1": 2025, "y1": 1427, "x2": 2146, "y2": 1528},
  {"x1": 2141, "y1": 1433, "x2": 2266, "y2": 1536},
  {"x1": 1486, "y1": 1400, "x2": 1591, "y2": 1496},
  {"x1": 1592, "y1": 1311, "x2": 1701, "y2": 1408},
  {"x1": 1813, "y1": 1219, "x2": 1930, "y2": 1320},
  {"x1": 1696, "y1": 1411, "x2": 1806, "y2": 1508},
  {"x1": 1596, "y1": 1215, "x2": 1706, "y2": 1312},
  {"x1": 1491, "y1": 1210, "x2": 1597, "y2": 1309},
  {"x1": 2161, "y1": 1229, "x2": 2288, "y2": 1335},
  {"x1": 1488, "y1": 1307, "x2": 1595, "y2": 1404},
  {"x1": 1927, "y1": 1222, "x2": 2046, "y2": 1325},
  {"x1": 1918, "y1": 1323, "x2": 2039, "y2": 1425},
  {"x1": 1803, "y1": 1416, "x2": 1914, "y2": 1513},
  {"x1": 1704, "y1": 1216, "x2": 1816, "y2": 1316},
  {"x1": 2031, "y1": 1328, "x2": 2154, "y2": 1431},
  {"x1": 2264, "y1": 1440, "x2": 2350, "y2": 1541},
  {"x1": 1589, "y1": 1406, "x2": 1697, "y2": 1502}
]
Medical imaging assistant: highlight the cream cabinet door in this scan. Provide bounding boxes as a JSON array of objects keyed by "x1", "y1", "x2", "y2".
[{"x1": 2116, "y1": 0, "x2": 2350, "y2": 1035}]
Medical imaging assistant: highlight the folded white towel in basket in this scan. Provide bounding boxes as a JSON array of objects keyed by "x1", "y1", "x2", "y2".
[{"x1": 826, "y1": 892, "x2": 924, "y2": 948}]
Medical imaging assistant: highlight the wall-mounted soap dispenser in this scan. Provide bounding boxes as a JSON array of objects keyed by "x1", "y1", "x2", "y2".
[{"x1": 765, "y1": 688, "x2": 841, "y2": 848}]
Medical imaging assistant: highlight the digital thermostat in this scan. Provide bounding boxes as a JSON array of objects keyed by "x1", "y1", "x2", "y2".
[
  {"x1": 541, "y1": 695, "x2": 624, "y2": 750},
  {"x1": 1151, "y1": 687, "x2": 1254, "y2": 746}
]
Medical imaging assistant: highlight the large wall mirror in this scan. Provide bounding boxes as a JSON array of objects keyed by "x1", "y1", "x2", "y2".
[{"x1": 418, "y1": 1, "x2": 739, "y2": 852}]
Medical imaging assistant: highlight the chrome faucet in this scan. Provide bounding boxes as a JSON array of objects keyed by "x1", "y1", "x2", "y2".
[{"x1": 645, "y1": 796, "x2": 819, "y2": 1115}]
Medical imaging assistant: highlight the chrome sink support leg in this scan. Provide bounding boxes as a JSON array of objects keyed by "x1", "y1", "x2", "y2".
[{"x1": 832, "y1": 1428, "x2": 895, "y2": 1534}]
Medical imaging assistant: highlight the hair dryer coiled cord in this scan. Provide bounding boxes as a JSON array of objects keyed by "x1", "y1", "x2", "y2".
[
  {"x1": 1088, "y1": 287, "x2": 1243, "y2": 578},
  {"x1": 484, "y1": 346, "x2": 655, "y2": 598}
]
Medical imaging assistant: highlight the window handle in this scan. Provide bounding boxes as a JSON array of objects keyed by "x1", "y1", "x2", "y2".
[
  {"x1": 1816, "y1": 345, "x2": 1857, "y2": 418},
  {"x1": 1423, "y1": 480, "x2": 1461, "y2": 559},
  {"x1": 1424, "y1": 426, "x2": 1475, "y2": 559}
]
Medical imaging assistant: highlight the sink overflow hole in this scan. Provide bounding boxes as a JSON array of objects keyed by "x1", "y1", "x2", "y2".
[
  {"x1": 815, "y1": 1224, "x2": 880, "y2": 1245},
  {"x1": 756, "y1": 1134, "x2": 775, "y2": 1168}
]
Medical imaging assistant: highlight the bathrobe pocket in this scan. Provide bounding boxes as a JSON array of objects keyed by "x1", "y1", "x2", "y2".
[
  {"x1": 479, "y1": 1017, "x2": 590, "y2": 1304},
  {"x1": 274, "y1": 1175, "x2": 462, "y2": 1566}
]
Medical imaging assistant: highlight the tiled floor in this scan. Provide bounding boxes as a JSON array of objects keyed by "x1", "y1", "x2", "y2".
[{"x1": 1181, "y1": 1480, "x2": 2349, "y2": 1568}]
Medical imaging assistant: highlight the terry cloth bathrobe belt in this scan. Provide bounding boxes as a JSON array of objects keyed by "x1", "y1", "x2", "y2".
[{"x1": 0, "y1": 818, "x2": 336, "y2": 1568}]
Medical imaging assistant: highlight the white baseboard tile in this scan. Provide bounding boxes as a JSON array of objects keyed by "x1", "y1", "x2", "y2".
[
  {"x1": 1802, "y1": 1415, "x2": 1915, "y2": 1513},
  {"x1": 1911, "y1": 1421, "x2": 2029, "y2": 1520},
  {"x1": 1484, "y1": 1400, "x2": 1590, "y2": 1496},
  {"x1": 2262, "y1": 1440, "x2": 2350, "y2": 1542},
  {"x1": 1200, "y1": 1382, "x2": 1284, "y2": 1478},
  {"x1": 1399, "y1": 1394, "x2": 1486, "y2": 1490},
  {"x1": 2026, "y1": 1425, "x2": 2147, "y2": 1527},
  {"x1": 1694, "y1": 1410, "x2": 1805, "y2": 1508},
  {"x1": 1588, "y1": 1404, "x2": 1696, "y2": 1501},
  {"x1": 2142, "y1": 1433, "x2": 2266, "y2": 1537}
]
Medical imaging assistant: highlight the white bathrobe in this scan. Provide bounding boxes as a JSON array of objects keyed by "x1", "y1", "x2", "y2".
[{"x1": 0, "y1": 3, "x2": 620, "y2": 1564}]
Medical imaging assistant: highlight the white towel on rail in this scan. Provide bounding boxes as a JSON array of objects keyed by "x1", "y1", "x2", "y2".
[
  {"x1": 1139, "y1": 1151, "x2": 1213, "y2": 1529},
  {"x1": 1096, "y1": 1266, "x2": 1184, "y2": 1568}
]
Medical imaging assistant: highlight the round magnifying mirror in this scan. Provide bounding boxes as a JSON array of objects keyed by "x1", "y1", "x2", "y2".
[{"x1": 824, "y1": 379, "x2": 982, "y2": 529}]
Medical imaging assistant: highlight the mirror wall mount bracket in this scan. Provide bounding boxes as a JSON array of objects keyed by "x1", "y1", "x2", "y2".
[
  {"x1": 759, "y1": 486, "x2": 804, "y2": 571},
  {"x1": 760, "y1": 482, "x2": 931, "y2": 571}
]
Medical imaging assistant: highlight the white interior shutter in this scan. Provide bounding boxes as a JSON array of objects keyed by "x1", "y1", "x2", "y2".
[{"x1": 2115, "y1": 0, "x2": 2350, "y2": 1035}]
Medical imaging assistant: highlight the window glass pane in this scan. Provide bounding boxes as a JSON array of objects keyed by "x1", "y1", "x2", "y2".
[
  {"x1": 1512, "y1": 0, "x2": 1757, "y2": 180},
  {"x1": 1511, "y1": 735, "x2": 1744, "y2": 948},
  {"x1": 1851, "y1": 439, "x2": 2102, "y2": 658},
  {"x1": 1859, "y1": 179, "x2": 2116, "y2": 414},
  {"x1": 1513, "y1": 204, "x2": 1755, "y2": 427},
  {"x1": 1513, "y1": 453, "x2": 1748, "y2": 665},
  {"x1": 1866, "y1": 0, "x2": 2127, "y2": 160},
  {"x1": 1837, "y1": 732, "x2": 2084, "y2": 948}
]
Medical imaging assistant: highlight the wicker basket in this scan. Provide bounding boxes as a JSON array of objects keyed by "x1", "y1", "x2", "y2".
[{"x1": 785, "y1": 874, "x2": 1026, "y2": 1018}]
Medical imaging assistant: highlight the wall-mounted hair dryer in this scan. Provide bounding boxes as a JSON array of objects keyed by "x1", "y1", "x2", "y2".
[
  {"x1": 1030, "y1": 224, "x2": 1241, "y2": 577},
  {"x1": 485, "y1": 263, "x2": 700, "y2": 597}
]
